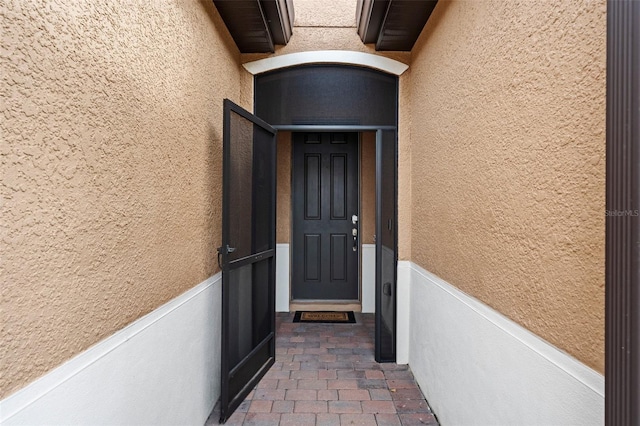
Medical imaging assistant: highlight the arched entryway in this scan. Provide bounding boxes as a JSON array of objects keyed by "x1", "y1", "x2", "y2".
[{"x1": 250, "y1": 59, "x2": 402, "y2": 364}]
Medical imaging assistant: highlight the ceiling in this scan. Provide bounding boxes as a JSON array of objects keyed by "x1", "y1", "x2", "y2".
[
  {"x1": 213, "y1": 0, "x2": 438, "y2": 54},
  {"x1": 357, "y1": 0, "x2": 438, "y2": 51},
  {"x1": 212, "y1": 0, "x2": 294, "y2": 53}
]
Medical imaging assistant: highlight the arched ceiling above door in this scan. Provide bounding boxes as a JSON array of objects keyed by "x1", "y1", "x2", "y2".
[{"x1": 242, "y1": 50, "x2": 409, "y2": 76}]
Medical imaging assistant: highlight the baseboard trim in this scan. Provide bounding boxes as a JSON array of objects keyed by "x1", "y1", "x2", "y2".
[
  {"x1": 406, "y1": 261, "x2": 604, "y2": 425},
  {"x1": 1, "y1": 273, "x2": 222, "y2": 425},
  {"x1": 290, "y1": 302, "x2": 362, "y2": 312}
]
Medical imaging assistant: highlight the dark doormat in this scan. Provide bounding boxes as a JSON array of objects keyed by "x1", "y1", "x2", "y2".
[{"x1": 293, "y1": 311, "x2": 356, "y2": 323}]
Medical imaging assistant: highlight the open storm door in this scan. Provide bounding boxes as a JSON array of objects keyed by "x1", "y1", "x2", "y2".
[
  {"x1": 375, "y1": 129, "x2": 397, "y2": 362},
  {"x1": 219, "y1": 99, "x2": 277, "y2": 423}
]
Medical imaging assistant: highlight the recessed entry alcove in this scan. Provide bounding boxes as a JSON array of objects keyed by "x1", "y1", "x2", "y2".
[{"x1": 252, "y1": 63, "x2": 399, "y2": 364}]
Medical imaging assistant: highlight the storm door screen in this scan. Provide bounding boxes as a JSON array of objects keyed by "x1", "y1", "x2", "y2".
[
  {"x1": 375, "y1": 129, "x2": 397, "y2": 362},
  {"x1": 219, "y1": 99, "x2": 277, "y2": 423}
]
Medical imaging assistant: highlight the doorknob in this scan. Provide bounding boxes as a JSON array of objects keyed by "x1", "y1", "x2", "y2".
[
  {"x1": 352, "y1": 228, "x2": 358, "y2": 252},
  {"x1": 383, "y1": 282, "x2": 392, "y2": 296},
  {"x1": 352, "y1": 214, "x2": 358, "y2": 251}
]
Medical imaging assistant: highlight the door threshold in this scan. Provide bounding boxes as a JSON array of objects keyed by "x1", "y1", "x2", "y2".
[{"x1": 290, "y1": 301, "x2": 361, "y2": 313}]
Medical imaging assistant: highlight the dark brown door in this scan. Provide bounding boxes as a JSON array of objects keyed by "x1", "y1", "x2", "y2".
[
  {"x1": 291, "y1": 132, "x2": 359, "y2": 300},
  {"x1": 219, "y1": 99, "x2": 277, "y2": 423}
]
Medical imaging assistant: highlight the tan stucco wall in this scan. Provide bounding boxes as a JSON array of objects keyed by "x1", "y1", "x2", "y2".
[
  {"x1": 409, "y1": 0, "x2": 606, "y2": 372},
  {"x1": 1, "y1": 0, "x2": 242, "y2": 398},
  {"x1": 276, "y1": 132, "x2": 292, "y2": 243},
  {"x1": 361, "y1": 132, "x2": 376, "y2": 245},
  {"x1": 398, "y1": 71, "x2": 412, "y2": 261}
]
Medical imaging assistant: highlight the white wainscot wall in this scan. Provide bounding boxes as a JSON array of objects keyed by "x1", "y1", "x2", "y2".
[
  {"x1": 276, "y1": 243, "x2": 290, "y2": 312},
  {"x1": 361, "y1": 244, "x2": 376, "y2": 313},
  {"x1": 275, "y1": 243, "x2": 376, "y2": 313},
  {"x1": 0, "y1": 274, "x2": 222, "y2": 426},
  {"x1": 400, "y1": 261, "x2": 605, "y2": 426}
]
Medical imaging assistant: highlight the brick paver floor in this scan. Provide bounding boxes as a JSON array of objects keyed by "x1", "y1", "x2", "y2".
[{"x1": 206, "y1": 312, "x2": 438, "y2": 425}]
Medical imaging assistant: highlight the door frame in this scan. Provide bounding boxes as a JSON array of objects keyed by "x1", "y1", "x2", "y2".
[
  {"x1": 275, "y1": 125, "x2": 398, "y2": 357},
  {"x1": 289, "y1": 131, "x2": 362, "y2": 306}
]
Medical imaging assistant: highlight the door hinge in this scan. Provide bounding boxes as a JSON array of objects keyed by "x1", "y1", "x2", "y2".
[{"x1": 217, "y1": 244, "x2": 236, "y2": 269}]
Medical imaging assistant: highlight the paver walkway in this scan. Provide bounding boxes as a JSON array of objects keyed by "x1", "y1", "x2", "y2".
[{"x1": 206, "y1": 312, "x2": 438, "y2": 426}]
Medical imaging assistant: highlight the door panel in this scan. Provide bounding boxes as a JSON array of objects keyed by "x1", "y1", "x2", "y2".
[
  {"x1": 375, "y1": 129, "x2": 397, "y2": 362},
  {"x1": 305, "y1": 234, "x2": 321, "y2": 281},
  {"x1": 331, "y1": 154, "x2": 347, "y2": 219},
  {"x1": 331, "y1": 234, "x2": 347, "y2": 281},
  {"x1": 292, "y1": 132, "x2": 359, "y2": 301},
  {"x1": 220, "y1": 99, "x2": 277, "y2": 423},
  {"x1": 305, "y1": 154, "x2": 321, "y2": 219}
]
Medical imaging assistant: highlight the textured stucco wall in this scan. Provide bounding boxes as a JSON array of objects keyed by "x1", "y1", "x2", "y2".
[
  {"x1": 276, "y1": 132, "x2": 291, "y2": 243},
  {"x1": 398, "y1": 70, "x2": 412, "y2": 261},
  {"x1": 1, "y1": 0, "x2": 242, "y2": 397},
  {"x1": 409, "y1": 0, "x2": 606, "y2": 371},
  {"x1": 361, "y1": 132, "x2": 376, "y2": 245}
]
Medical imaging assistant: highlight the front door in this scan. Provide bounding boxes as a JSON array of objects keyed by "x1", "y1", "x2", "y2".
[
  {"x1": 219, "y1": 99, "x2": 277, "y2": 423},
  {"x1": 291, "y1": 132, "x2": 359, "y2": 301}
]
